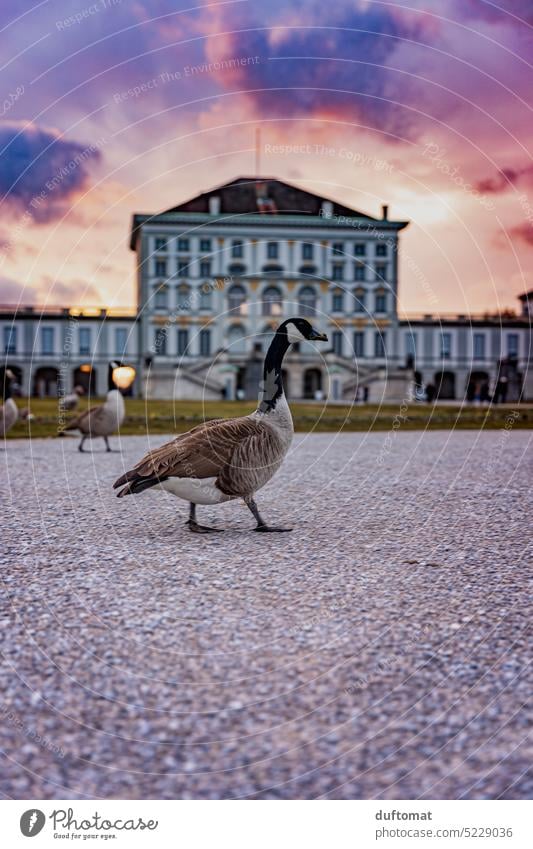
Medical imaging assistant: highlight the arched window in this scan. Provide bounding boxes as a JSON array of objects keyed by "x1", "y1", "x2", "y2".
[
  {"x1": 227, "y1": 324, "x2": 247, "y2": 354},
  {"x1": 153, "y1": 284, "x2": 167, "y2": 310},
  {"x1": 228, "y1": 284, "x2": 247, "y2": 314},
  {"x1": 354, "y1": 288, "x2": 366, "y2": 313},
  {"x1": 262, "y1": 286, "x2": 283, "y2": 317},
  {"x1": 228, "y1": 263, "x2": 246, "y2": 276},
  {"x1": 260, "y1": 324, "x2": 275, "y2": 351},
  {"x1": 331, "y1": 288, "x2": 344, "y2": 312},
  {"x1": 298, "y1": 286, "x2": 317, "y2": 317},
  {"x1": 199, "y1": 283, "x2": 212, "y2": 310},
  {"x1": 375, "y1": 289, "x2": 387, "y2": 313},
  {"x1": 177, "y1": 283, "x2": 191, "y2": 312}
]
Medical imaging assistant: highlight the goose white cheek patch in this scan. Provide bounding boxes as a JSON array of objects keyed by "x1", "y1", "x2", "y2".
[{"x1": 287, "y1": 325, "x2": 306, "y2": 343}]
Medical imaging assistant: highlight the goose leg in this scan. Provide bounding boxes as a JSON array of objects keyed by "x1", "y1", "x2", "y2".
[
  {"x1": 245, "y1": 497, "x2": 292, "y2": 533},
  {"x1": 78, "y1": 435, "x2": 87, "y2": 452},
  {"x1": 186, "y1": 503, "x2": 223, "y2": 534},
  {"x1": 103, "y1": 435, "x2": 119, "y2": 453}
]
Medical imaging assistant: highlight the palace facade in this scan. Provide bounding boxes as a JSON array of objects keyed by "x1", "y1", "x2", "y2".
[{"x1": 1, "y1": 178, "x2": 531, "y2": 401}]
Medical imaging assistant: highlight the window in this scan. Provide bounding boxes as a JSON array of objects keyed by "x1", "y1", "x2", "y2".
[
  {"x1": 177, "y1": 328, "x2": 189, "y2": 356},
  {"x1": 154, "y1": 236, "x2": 167, "y2": 251},
  {"x1": 375, "y1": 264, "x2": 387, "y2": 281},
  {"x1": 199, "y1": 260, "x2": 211, "y2": 277},
  {"x1": 374, "y1": 331, "x2": 386, "y2": 358},
  {"x1": 299, "y1": 264, "x2": 317, "y2": 276},
  {"x1": 154, "y1": 329, "x2": 167, "y2": 355},
  {"x1": 177, "y1": 237, "x2": 189, "y2": 252},
  {"x1": 228, "y1": 263, "x2": 246, "y2": 276},
  {"x1": 231, "y1": 240, "x2": 244, "y2": 258},
  {"x1": 473, "y1": 333, "x2": 485, "y2": 359},
  {"x1": 354, "y1": 265, "x2": 365, "y2": 281},
  {"x1": 228, "y1": 284, "x2": 246, "y2": 314},
  {"x1": 41, "y1": 327, "x2": 55, "y2": 355},
  {"x1": 440, "y1": 332, "x2": 452, "y2": 359},
  {"x1": 354, "y1": 289, "x2": 366, "y2": 312},
  {"x1": 302, "y1": 242, "x2": 314, "y2": 260},
  {"x1": 332, "y1": 289, "x2": 344, "y2": 312},
  {"x1": 354, "y1": 243, "x2": 366, "y2": 256},
  {"x1": 115, "y1": 327, "x2": 128, "y2": 356},
  {"x1": 375, "y1": 292, "x2": 387, "y2": 313},
  {"x1": 199, "y1": 238, "x2": 211, "y2": 252},
  {"x1": 262, "y1": 286, "x2": 283, "y2": 317},
  {"x1": 227, "y1": 324, "x2": 246, "y2": 354},
  {"x1": 298, "y1": 286, "x2": 317, "y2": 316},
  {"x1": 267, "y1": 241, "x2": 278, "y2": 259},
  {"x1": 3, "y1": 325, "x2": 16, "y2": 354},
  {"x1": 262, "y1": 264, "x2": 283, "y2": 276},
  {"x1": 154, "y1": 285, "x2": 167, "y2": 310},
  {"x1": 332, "y1": 242, "x2": 344, "y2": 256},
  {"x1": 199, "y1": 285, "x2": 212, "y2": 310},
  {"x1": 353, "y1": 331, "x2": 365, "y2": 357},
  {"x1": 405, "y1": 332, "x2": 417, "y2": 357},
  {"x1": 507, "y1": 333, "x2": 519, "y2": 357},
  {"x1": 376, "y1": 242, "x2": 387, "y2": 256},
  {"x1": 79, "y1": 327, "x2": 91, "y2": 355},
  {"x1": 177, "y1": 283, "x2": 191, "y2": 312},
  {"x1": 177, "y1": 258, "x2": 189, "y2": 276},
  {"x1": 332, "y1": 331, "x2": 343, "y2": 356},
  {"x1": 155, "y1": 259, "x2": 167, "y2": 277},
  {"x1": 199, "y1": 329, "x2": 211, "y2": 356},
  {"x1": 332, "y1": 264, "x2": 344, "y2": 281}
]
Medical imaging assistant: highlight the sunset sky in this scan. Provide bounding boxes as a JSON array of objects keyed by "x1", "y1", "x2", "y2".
[{"x1": 0, "y1": 0, "x2": 532, "y2": 315}]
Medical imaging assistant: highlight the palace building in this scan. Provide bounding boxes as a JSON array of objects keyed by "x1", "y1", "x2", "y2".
[{"x1": 1, "y1": 178, "x2": 531, "y2": 402}]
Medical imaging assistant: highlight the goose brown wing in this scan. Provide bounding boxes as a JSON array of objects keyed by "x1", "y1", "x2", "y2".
[
  {"x1": 113, "y1": 416, "x2": 262, "y2": 489},
  {"x1": 216, "y1": 424, "x2": 285, "y2": 497}
]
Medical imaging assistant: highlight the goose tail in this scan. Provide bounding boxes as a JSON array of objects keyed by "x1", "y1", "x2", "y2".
[{"x1": 114, "y1": 471, "x2": 167, "y2": 498}]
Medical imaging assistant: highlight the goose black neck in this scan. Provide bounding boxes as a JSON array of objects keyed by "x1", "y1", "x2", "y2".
[{"x1": 258, "y1": 331, "x2": 290, "y2": 413}]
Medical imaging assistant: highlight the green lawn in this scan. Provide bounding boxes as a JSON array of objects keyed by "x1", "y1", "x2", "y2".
[{"x1": 6, "y1": 397, "x2": 532, "y2": 438}]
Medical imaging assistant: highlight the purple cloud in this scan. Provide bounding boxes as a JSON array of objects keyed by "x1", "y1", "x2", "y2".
[
  {"x1": 204, "y1": 2, "x2": 436, "y2": 139},
  {"x1": 0, "y1": 123, "x2": 102, "y2": 223},
  {"x1": 475, "y1": 164, "x2": 533, "y2": 194}
]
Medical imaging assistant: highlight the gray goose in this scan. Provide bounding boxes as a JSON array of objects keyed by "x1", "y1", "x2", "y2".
[
  {"x1": 113, "y1": 317, "x2": 328, "y2": 533},
  {"x1": 63, "y1": 364, "x2": 125, "y2": 452},
  {"x1": 0, "y1": 370, "x2": 18, "y2": 438}
]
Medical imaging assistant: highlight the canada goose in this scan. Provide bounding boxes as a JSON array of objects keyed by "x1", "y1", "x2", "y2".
[
  {"x1": 64, "y1": 364, "x2": 125, "y2": 452},
  {"x1": 61, "y1": 385, "x2": 85, "y2": 411},
  {"x1": 114, "y1": 318, "x2": 328, "y2": 532},
  {"x1": 0, "y1": 370, "x2": 18, "y2": 437}
]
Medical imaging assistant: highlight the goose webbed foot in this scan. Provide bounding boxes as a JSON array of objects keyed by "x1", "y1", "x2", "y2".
[
  {"x1": 245, "y1": 497, "x2": 292, "y2": 533},
  {"x1": 187, "y1": 520, "x2": 223, "y2": 534},
  {"x1": 187, "y1": 504, "x2": 223, "y2": 534}
]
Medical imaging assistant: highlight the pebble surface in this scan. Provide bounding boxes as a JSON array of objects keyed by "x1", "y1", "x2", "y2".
[{"x1": 1, "y1": 429, "x2": 531, "y2": 800}]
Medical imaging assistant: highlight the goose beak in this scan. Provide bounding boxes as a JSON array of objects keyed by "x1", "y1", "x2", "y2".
[{"x1": 308, "y1": 329, "x2": 328, "y2": 342}]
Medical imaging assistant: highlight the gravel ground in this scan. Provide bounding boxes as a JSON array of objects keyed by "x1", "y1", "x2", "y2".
[{"x1": 1, "y1": 429, "x2": 531, "y2": 800}]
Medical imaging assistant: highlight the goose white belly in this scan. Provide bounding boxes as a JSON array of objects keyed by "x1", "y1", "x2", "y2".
[{"x1": 156, "y1": 476, "x2": 231, "y2": 505}]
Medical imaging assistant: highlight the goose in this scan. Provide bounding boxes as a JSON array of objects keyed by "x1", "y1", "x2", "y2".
[
  {"x1": 61, "y1": 385, "x2": 85, "y2": 411},
  {"x1": 0, "y1": 370, "x2": 19, "y2": 438},
  {"x1": 113, "y1": 318, "x2": 328, "y2": 533},
  {"x1": 63, "y1": 364, "x2": 125, "y2": 452}
]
